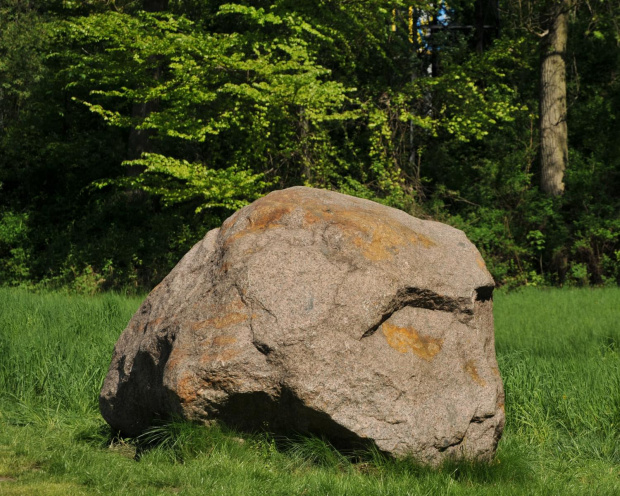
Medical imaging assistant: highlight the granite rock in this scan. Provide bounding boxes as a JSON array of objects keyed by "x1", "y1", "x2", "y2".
[{"x1": 100, "y1": 186, "x2": 504, "y2": 464}]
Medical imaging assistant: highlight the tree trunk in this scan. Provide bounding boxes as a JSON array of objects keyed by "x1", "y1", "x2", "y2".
[{"x1": 539, "y1": 0, "x2": 569, "y2": 196}]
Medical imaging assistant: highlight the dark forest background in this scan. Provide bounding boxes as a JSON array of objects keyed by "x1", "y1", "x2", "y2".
[{"x1": 1, "y1": 0, "x2": 618, "y2": 293}]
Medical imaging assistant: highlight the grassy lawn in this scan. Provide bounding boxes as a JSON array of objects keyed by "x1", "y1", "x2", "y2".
[{"x1": 0, "y1": 287, "x2": 619, "y2": 495}]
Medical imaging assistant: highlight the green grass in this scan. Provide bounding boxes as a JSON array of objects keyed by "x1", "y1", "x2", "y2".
[{"x1": 1, "y1": 286, "x2": 619, "y2": 495}]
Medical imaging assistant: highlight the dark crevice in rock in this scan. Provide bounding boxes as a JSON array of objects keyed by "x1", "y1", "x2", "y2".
[
  {"x1": 397, "y1": 287, "x2": 471, "y2": 312},
  {"x1": 360, "y1": 287, "x2": 472, "y2": 340},
  {"x1": 434, "y1": 434, "x2": 465, "y2": 452},
  {"x1": 471, "y1": 408, "x2": 496, "y2": 423},
  {"x1": 253, "y1": 341, "x2": 274, "y2": 356},
  {"x1": 471, "y1": 414, "x2": 495, "y2": 423},
  {"x1": 475, "y1": 285, "x2": 494, "y2": 302}
]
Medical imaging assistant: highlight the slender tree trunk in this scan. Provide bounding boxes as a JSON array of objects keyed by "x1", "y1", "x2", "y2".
[{"x1": 539, "y1": 0, "x2": 569, "y2": 196}]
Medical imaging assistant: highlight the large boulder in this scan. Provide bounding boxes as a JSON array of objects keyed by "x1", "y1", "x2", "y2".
[{"x1": 100, "y1": 187, "x2": 504, "y2": 464}]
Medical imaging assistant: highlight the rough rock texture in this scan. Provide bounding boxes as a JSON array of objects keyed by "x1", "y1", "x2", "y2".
[{"x1": 100, "y1": 187, "x2": 505, "y2": 464}]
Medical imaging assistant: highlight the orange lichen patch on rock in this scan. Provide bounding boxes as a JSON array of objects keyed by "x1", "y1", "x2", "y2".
[
  {"x1": 176, "y1": 372, "x2": 198, "y2": 404},
  {"x1": 491, "y1": 366, "x2": 501, "y2": 377},
  {"x1": 197, "y1": 334, "x2": 241, "y2": 365},
  {"x1": 410, "y1": 231, "x2": 436, "y2": 248},
  {"x1": 476, "y1": 255, "x2": 487, "y2": 270},
  {"x1": 191, "y1": 312, "x2": 248, "y2": 331},
  {"x1": 382, "y1": 322, "x2": 443, "y2": 361},
  {"x1": 200, "y1": 348, "x2": 242, "y2": 365},
  {"x1": 350, "y1": 233, "x2": 396, "y2": 262},
  {"x1": 464, "y1": 359, "x2": 486, "y2": 386},
  {"x1": 305, "y1": 204, "x2": 436, "y2": 261},
  {"x1": 212, "y1": 336, "x2": 237, "y2": 346},
  {"x1": 246, "y1": 204, "x2": 295, "y2": 232},
  {"x1": 220, "y1": 190, "x2": 437, "y2": 261},
  {"x1": 221, "y1": 201, "x2": 296, "y2": 249},
  {"x1": 303, "y1": 209, "x2": 330, "y2": 225},
  {"x1": 215, "y1": 312, "x2": 248, "y2": 328}
]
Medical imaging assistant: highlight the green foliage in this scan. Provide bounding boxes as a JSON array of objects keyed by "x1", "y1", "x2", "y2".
[
  {"x1": 60, "y1": 7, "x2": 358, "y2": 210},
  {"x1": 432, "y1": 37, "x2": 527, "y2": 142},
  {"x1": 0, "y1": 0, "x2": 618, "y2": 290},
  {"x1": 0, "y1": 211, "x2": 31, "y2": 284},
  {"x1": 98, "y1": 154, "x2": 269, "y2": 212}
]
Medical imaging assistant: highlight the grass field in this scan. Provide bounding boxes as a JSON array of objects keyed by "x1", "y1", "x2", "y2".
[{"x1": 0, "y1": 286, "x2": 619, "y2": 495}]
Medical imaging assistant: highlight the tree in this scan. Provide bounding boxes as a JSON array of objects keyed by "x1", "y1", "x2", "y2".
[
  {"x1": 1, "y1": 0, "x2": 617, "y2": 290},
  {"x1": 63, "y1": 6, "x2": 359, "y2": 211},
  {"x1": 539, "y1": 0, "x2": 571, "y2": 196}
]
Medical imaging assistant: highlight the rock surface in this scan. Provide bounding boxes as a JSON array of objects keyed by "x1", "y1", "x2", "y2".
[{"x1": 100, "y1": 186, "x2": 505, "y2": 464}]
